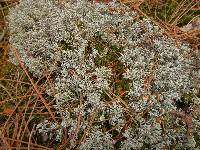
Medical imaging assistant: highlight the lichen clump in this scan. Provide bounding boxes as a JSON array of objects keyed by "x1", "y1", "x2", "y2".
[{"x1": 8, "y1": 0, "x2": 200, "y2": 149}]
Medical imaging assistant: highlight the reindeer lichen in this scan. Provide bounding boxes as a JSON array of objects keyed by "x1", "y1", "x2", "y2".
[{"x1": 8, "y1": 0, "x2": 200, "y2": 149}]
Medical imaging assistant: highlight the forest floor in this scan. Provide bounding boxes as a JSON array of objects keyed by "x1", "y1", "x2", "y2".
[{"x1": 0, "y1": 0, "x2": 199, "y2": 149}]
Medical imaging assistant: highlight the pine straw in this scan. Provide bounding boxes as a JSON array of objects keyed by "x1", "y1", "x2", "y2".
[
  {"x1": 139, "y1": 0, "x2": 200, "y2": 48},
  {"x1": 0, "y1": 64, "x2": 57, "y2": 149},
  {"x1": 0, "y1": 1, "x2": 57, "y2": 145},
  {"x1": 0, "y1": 0, "x2": 55, "y2": 144}
]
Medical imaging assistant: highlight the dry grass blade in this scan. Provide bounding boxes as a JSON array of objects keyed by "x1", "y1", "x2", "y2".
[
  {"x1": 171, "y1": 0, "x2": 197, "y2": 25},
  {"x1": 168, "y1": 0, "x2": 188, "y2": 23}
]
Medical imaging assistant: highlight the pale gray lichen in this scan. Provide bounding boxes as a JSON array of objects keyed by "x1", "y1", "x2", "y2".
[
  {"x1": 8, "y1": 0, "x2": 200, "y2": 149},
  {"x1": 8, "y1": 0, "x2": 69, "y2": 76},
  {"x1": 121, "y1": 118, "x2": 163, "y2": 150},
  {"x1": 79, "y1": 127, "x2": 115, "y2": 150}
]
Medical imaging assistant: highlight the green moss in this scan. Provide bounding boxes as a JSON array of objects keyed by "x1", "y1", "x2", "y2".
[
  {"x1": 141, "y1": 143, "x2": 151, "y2": 150},
  {"x1": 181, "y1": 93, "x2": 195, "y2": 105},
  {"x1": 94, "y1": 46, "x2": 122, "y2": 67},
  {"x1": 85, "y1": 36, "x2": 133, "y2": 102}
]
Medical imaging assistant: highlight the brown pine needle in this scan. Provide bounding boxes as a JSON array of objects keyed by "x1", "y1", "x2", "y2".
[{"x1": 12, "y1": 47, "x2": 56, "y2": 122}]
